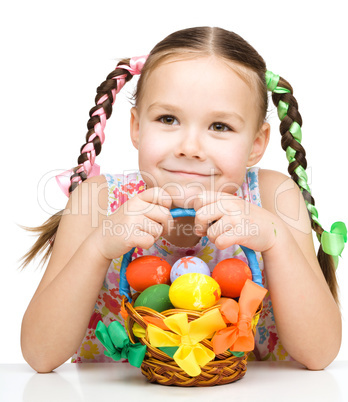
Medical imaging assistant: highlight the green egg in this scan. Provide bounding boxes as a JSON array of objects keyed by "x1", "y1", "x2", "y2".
[{"x1": 133, "y1": 284, "x2": 174, "y2": 312}]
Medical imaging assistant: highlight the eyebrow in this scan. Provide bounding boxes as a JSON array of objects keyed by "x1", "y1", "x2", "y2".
[
  {"x1": 147, "y1": 102, "x2": 181, "y2": 113},
  {"x1": 148, "y1": 102, "x2": 245, "y2": 124},
  {"x1": 209, "y1": 111, "x2": 245, "y2": 124}
]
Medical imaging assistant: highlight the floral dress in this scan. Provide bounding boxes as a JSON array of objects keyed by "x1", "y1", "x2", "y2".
[{"x1": 71, "y1": 167, "x2": 293, "y2": 363}]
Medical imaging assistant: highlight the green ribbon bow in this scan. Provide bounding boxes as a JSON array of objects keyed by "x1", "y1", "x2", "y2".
[
  {"x1": 95, "y1": 321, "x2": 146, "y2": 367},
  {"x1": 320, "y1": 222, "x2": 347, "y2": 269}
]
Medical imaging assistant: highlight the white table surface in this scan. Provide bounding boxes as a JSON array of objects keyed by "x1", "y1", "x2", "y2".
[{"x1": 1, "y1": 361, "x2": 347, "y2": 402}]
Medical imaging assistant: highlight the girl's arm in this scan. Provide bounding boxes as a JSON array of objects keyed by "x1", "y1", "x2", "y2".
[
  {"x1": 21, "y1": 176, "x2": 173, "y2": 373},
  {"x1": 21, "y1": 175, "x2": 111, "y2": 373},
  {"x1": 258, "y1": 169, "x2": 341, "y2": 370},
  {"x1": 193, "y1": 169, "x2": 341, "y2": 370}
]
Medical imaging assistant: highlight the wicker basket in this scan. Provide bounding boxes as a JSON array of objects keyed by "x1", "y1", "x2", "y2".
[
  {"x1": 117, "y1": 208, "x2": 265, "y2": 387},
  {"x1": 122, "y1": 297, "x2": 261, "y2": 386}
]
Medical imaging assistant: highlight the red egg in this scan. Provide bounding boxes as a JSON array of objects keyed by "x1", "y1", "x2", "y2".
[
  {"x1": 126, "y1": 256, "x2": 172, "y2": 292},
  {"x1": 212, "y1": 258, "x2": 252, "y2": 298}
]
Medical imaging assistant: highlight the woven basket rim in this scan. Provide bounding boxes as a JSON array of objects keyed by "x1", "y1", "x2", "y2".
[
  {"x1": 122, "y1": 293, "x2": 262, "y2": 385},
  {"x1": 121, "y1": 294, "x2": 262, "y2": 386}
]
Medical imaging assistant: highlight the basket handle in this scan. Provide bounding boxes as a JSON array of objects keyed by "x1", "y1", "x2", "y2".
[{"x1": 119, "y1": 208, "x2": 263, "y2": 302}]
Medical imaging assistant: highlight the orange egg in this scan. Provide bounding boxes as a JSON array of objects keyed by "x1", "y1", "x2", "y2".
[
  {"x1": 126, "y1": 256, "x2": 172, "y2": 292},
  {"x1": 212, "y1": 258, "x2": 252, "y2": 298}
]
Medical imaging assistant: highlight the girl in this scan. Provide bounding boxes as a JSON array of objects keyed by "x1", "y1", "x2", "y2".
[{"x1": 20, "y1": 26, "x2": 345, "y2": 373}]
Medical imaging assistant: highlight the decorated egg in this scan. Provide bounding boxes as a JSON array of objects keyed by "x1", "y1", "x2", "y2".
[
  {"x1": 133, "y1": 284, "x2": 174, "y2": 312},
  {"x1": 169, "y1": 273, "x2": 221, "y2": 310},
  {"x1": 212, "y1": 258, "x2": 252, "y2": 298},
  {"x1": 170, "y1": 256, "x2": 211, "y2": 283},
  {"x1": 126, "y1": 256, "x2": 172, "y2": 292}
]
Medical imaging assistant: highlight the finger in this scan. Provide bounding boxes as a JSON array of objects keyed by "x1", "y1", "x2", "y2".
[
  {"x1": 138, "y1": 187, "x2": 173, "y2": 210},
  {"x1": 214, "y1": 230, "x2": 239, "y2": 250},
  {"x1": 193, "y1": 191, "x2": 238, "y2": 212},
  {"x1": 129, "y1": 231, "x2": 158, "y2": 251},
  {"x1": 125, "y1": 216, "x2": 164, "y2": 250},
  {"x1": 143, "y1": 204, "x2": 174, "y2": 236},
  {"x1": 194, "y1": 206, "x2": 225, "y2": 235},
  {"x1": 214, "y1": 226, "x2": 253, "y2": 251},
  {"x1": 140, "y1": 216, "x2": 164, "y2": 241},
  {"x1": 193, "y1": 191, "x2": 226, "y2": 235},
  {"x1": 124, "y1": 187, "x2": 173, "y2": 225},
  {"x1": 205, "y1": 215, "x2": 238, "y2": 244},
  {"x1": 195, "y1": 196, "x2": 247, "y2": 237}
]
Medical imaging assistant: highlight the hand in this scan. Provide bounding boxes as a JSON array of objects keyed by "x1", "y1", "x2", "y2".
[
  {"x1": 193, "y1": 191, "x2": 280, "y2": 253},
  {"x1": 95, "y1": 187, "x2": 173, "y2": 260}
]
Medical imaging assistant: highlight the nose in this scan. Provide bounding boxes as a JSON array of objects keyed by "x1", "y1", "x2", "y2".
[{"x1": 174, "y1": 129, "x2": 206, "y2": 160}]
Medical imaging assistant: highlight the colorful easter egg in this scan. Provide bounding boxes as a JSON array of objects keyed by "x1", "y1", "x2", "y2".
[
  {"x1": 212, "y1": 258, "x2": 252, "y2": 298},
  {"x1": 169, "y1": 273, "x2": 221, "y2": 310},
  {"x1": 170, "y1": 256, "x2": 211, "y2": 283},
  {"x1": 133, "y1": 284, "x2": 174, "y2": 312},
  {"x1": 126, "y1": 256, "x2": 172, "y2": 292}
]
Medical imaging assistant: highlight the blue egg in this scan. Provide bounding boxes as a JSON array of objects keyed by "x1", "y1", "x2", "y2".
[{"x1": 170, "y1": 256, "x2": 211, "y2": 283}]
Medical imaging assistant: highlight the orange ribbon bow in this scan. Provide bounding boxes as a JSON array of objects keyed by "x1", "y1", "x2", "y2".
[{"x1": 212, "y1": 279, "x2": 267, "y2": 355}]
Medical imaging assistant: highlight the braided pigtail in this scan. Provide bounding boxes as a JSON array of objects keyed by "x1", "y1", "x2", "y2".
[
  {"x1": 19, "y1": 56, "x2": 148, "y2": 269},
  {"x1": 57, "y1": 56, "x2": 148, "y2": 195},
  {"x1": 266, "y1": 71, "x2": 347, "y2": 303}
]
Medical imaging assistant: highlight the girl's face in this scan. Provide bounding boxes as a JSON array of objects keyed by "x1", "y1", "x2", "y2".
[{"x1": 130, "y1": 56, "x2": 270, "y2": 209}]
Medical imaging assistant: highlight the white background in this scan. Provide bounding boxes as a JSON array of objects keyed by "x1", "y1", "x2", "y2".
[{"x1": 1, "y1": 0, "x2": 347, "y2": 365}]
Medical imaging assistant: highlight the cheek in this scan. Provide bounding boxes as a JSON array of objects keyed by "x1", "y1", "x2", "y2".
[
  {"x1": 215, "y1": 140, "x2": 250, "y2": 170},
  {"x1": 137, "y1": 140, "x2": 166, "y2": 187},
  {"x1": 213, "y1": 143, "x2": 251, "y2": 193},
  {"x1": 138, "y1": 133, "x2": 161, "y2": 164}
]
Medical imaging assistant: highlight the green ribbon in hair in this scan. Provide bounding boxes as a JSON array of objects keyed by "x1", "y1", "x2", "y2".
[
  {"x1": 278, "y1": 100, "x2": 289, "y2": 120},
  {"x1": 306, "y1": 200, "x2": 346, "y2": 269},
  {"x1": 320, "y1": 222, "x2": 347, "y2": 269},
  {"x1": 265, "y1": 71, "x2": 290, "y2": 94},
  {"x1": 265, "y1": 70, "x2": 280, "y2": 92},
  {"x1": 266, "y1": 70, "x2": 347, "y2": 268},
  {"x1": 266, "y1": 71, "x2": 290, "y2": 120},
  {"x1": 305, "y1": 201, "x2": 321, "y2": 228}
]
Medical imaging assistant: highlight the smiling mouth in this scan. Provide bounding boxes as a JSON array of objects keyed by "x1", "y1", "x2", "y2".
[{"x1": 165, "y1": 169, "x2": 214, "y2": 177}]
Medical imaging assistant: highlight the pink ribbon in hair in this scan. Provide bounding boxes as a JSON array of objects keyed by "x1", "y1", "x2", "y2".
[
  {"x1": 118, "y1": 55, "x2": 148, "y2": 75},
  {"x1": 56, "y1": 163, "x2": 101, "y2": 197},
  {"x1": 56, "y1": 55, "x2": 149, "y2": 197}
]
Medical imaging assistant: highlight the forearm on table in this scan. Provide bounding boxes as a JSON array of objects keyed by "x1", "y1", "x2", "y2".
[
  {"x1": 261, "y1": 222, "x2": 341, "y2": 370},
  {"x1": 21, "y1": 232, "x2": 112, "y2": 373}
]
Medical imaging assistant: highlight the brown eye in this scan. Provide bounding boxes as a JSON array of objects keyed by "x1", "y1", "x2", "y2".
[
  {"x1": 159, "y1": 115, "x2": 178, "y2": 125},
  {"x1": 210, "y1": 122, "x2": 231, "y2": 132}
]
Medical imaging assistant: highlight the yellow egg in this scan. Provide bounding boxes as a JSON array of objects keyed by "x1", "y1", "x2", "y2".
[{"x1": 169, "y1": 273, "x2": 221, "y2": 310}]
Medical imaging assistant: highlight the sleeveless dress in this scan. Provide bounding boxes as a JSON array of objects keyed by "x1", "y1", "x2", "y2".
[{"x1": 71, "y1": 167, "x2": 294, "y2": 363}]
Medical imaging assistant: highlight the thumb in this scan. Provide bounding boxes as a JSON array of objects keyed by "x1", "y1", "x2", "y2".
[
  {"x1": 138, "y1": 187, "x2": 172, "y2": 210},
  {"x1": 193, "y1": 191, "x2": 235, "y2": 212}
]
